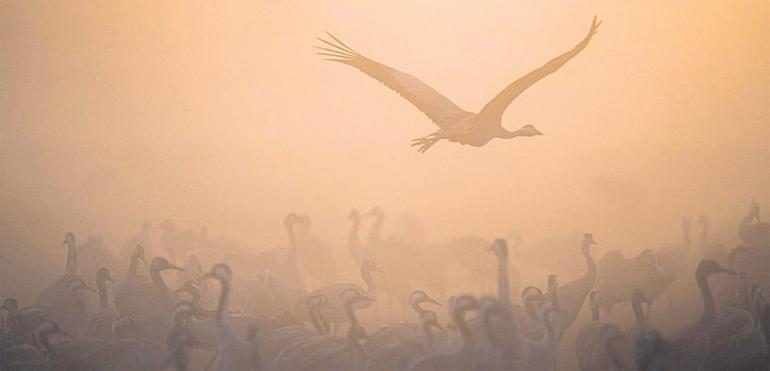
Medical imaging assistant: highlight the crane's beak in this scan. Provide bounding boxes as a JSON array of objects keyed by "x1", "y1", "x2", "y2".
[
  {"x1": 425, "y1": 297, "x2": 442, "y2": 306},
  {"x1": 353, "y1": 296, "x2": 376, "y2": 305},
  {"x1": 83, "y1": 284, "x2": 98, "y2": 294},
  {"x1": 57, "y1": 329, "x2": 75, "y2": 340},
  {"x1": 534, "y1": 129, "x2": 543, "y2": 135},
  {"x1": 432, "y1": 320, "x2": 446, "y2": 332},
  {"x1": 168, "y1": 264, "x2": 184, "y2": 272}
]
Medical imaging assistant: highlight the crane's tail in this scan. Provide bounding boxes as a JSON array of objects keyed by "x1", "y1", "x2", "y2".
[{"x1": 315, "y1": 32, "x2": 361, "y2": 63}]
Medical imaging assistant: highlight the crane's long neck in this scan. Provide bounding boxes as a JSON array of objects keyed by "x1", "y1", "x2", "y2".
[
  {"x1": 591, "y1": 303, "x2": 600, "y2": 321},
  {"x1": 498, "y1": 127, "x2": 530, "y2": 139},
  {"x1": 697, "y1": 271, "x2": 716, "y2": 320},
  {"x1": 497, "y1": 253, "x2": 511, "y2": 310},
  {"x1": 344, "y1": 300, "x2": 359, "y2": 328},
  {"x1": 631, "y1": 299, "x2": 647, "y2": 327},
  {"x1": 72, "y1": 289, "x2": 87, "y2": 320},
  {"x1": 581, "y1": 245, "x2": 596, "y2": 279},
  {"x1": 420, "y1": 321, "x2": 435, "y2": 346},
  {"x1": 308, "y1": 304, "x2": 324, "y2": 334},
  {"x1": 285, "y1": 223, "x2": 297, "y2": 262},
  {"x1": 361, "y1": 266, "x2": 377, "y2": 298},
  {"x1": 451, "y1": 309, "x2": 473, "y2": 347},
  {"x1": 65, "y1": 241, "x2": 77, "y2": 277},
  {"x1": 128, "y1": 253, "x2": 140, "y2": 276},
  {"x1": 216, "y1": 278, "x2": 231, "y2": 326},
  {"x1": 348, "y1": 216, "x2": 362, "y2": 261},
  {"x1": 37, "y1": 330, "x2": 54, "y2": 356},
  {"x1": 97, "y1": 276, "x2": 109, "y2": 310},
  {"x1": 409, "y1": 300, "x2": 426, "y2": 316},
  {"x1": 6, "y1": 304, "x2": 20, "y2": 328},
  {"x1": 151, "y1": 267, "x2": 171, "y2": 292}
]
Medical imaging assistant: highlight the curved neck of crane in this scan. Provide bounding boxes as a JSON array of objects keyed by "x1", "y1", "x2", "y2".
[
  {"x1": 497, "y1": 253, "x2": 511, "y2": 309},
  {"x1": 631, "y1": 298, "x2": 647, "y2": 327},
  {"x1": 65, "y1": 241, "x2": 77, "y2": 277},
  {"x1": 128, "y1": 253, "x2": 140, "y2": 276},
  {"x1": 37, "y1": 330, "x2": 54, "y2": 355},
  {"x1": 591, "y1": 302, "x2": 600, "y2": 321},
  {"x1": 451, "y1": 308, "x2": 473, "y2": 345},
  {"x1": 499, "y1": 127, "x2": 526, "y2": 139},
  {"x1": 410, "y1": 299, "x2": 426, "y2": 316},
  {"x1": 697, "y1": 270, "x2": 716, "y2": 320},
  {"x1": 216, "y1": 278, "x2": 231, "y2": 326},
  {"x1": 420, "y1": 320, "x2": 435, "y2": 345},
  {"x1": 308, "y1": 303, "x2": 324, "y2": 334},
  {"x1": 150, "y1": 267, "x2": 171, "y2": 292},
  {"x1": 361, "y1": 266, "x2": 377, "y2": 298},
  {"x1": 97, "y1": 276, "x2": 109, "y2": 309},
  {"x1": 581, "y1": 245, "x2": 596, "y2": 278},
  {"x1": 344, "y1": 300, "x2": 360, "y2": 328}
]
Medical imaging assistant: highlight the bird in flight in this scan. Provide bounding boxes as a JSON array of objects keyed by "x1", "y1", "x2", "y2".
[{"x1": 317, "y1": 16, "x2": 601, "y2": 153}]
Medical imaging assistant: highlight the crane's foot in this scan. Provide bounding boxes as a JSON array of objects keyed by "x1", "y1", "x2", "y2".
[{"x1": 411, "y1": 134, "x2": 440, "y2": 153}]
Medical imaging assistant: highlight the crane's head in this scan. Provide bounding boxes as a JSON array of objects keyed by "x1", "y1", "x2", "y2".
[
  {"x1": 152, "y1": 257, "x2": 184, "y2": 273},
  {"x1": 582, "y1": 233, "x2": 597, "y2": 248},
  {"x1": 487, "y1": 239, "x2": 508, "y2": 259},
  {"x1": 409, "y1": 290, "x2": 441, "y2": 307},
  {"x1": 63, "y1": 232, "x2": 75, "y2": 247},
  {"x1": 348, "y1": 209, "x2": 360, "y2": 220},
  {"x1": 205, "y1": 263, "x2": 232, "y2": 282},
  {"x1": 519, "y1": 124, "x2": 543, "y2": 136}
]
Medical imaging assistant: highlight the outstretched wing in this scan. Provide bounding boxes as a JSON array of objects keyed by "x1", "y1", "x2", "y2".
[
  {"x1": 477, "y1": 16, "x2": 602, "y2": 124},
  {"x1": 317, "y1": 33, "x2": 472, "y2": 129}
]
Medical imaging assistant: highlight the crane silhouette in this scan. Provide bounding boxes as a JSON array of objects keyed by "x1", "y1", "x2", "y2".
[{"x1": 317, "y1": 16, "x2": 601, "y2": 153}]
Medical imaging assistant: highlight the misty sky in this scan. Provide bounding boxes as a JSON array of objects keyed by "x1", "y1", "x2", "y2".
[{"x1": 2, "y1": 1, "x2": 769, "y2": 252}]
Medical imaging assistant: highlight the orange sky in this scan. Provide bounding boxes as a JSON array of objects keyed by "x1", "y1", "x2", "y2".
[{"x1": 2, "y1": 1, "x2": 769, "y2": 252}]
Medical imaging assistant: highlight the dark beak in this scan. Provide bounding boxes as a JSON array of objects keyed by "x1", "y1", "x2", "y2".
[
  {"x1": 534, "y1": 129, "x2": 543, "y2": 135},
  {"x1": 83, "y1": 284, "x2": 98, "y2": 294},
  {"x1": 354, "y1": 296, "x2": 376, "y2": 305},
  {"x1": 425, "y1": 297, "x2": 442, "y2": 306},
  {"x1": 168, "y1": 264, "x2": 184, "y2": 272},
  {"x1": 432, "y1": 321, "x2": 446, "y2": 332},
  {"x1": 57, "y1": 329, "x2": 75, "y2": 340}
]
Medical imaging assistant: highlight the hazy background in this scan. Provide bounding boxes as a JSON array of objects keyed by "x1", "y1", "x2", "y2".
[{"x1": 2, "y1": 0, "x2": 769, "y2": 253}]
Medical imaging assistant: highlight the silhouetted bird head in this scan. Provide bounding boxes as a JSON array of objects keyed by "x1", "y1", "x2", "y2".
[{"x1": 520, "y1": 124, "x2": 543, "y2": 136}]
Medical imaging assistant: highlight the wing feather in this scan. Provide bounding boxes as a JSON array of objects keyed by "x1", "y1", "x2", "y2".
[
  {"x1": 317, "y1": 33, "x2": 472, "y2": 129},
  {"x1": 477, "y1": 16, "x2": 601, "y2": 124}
]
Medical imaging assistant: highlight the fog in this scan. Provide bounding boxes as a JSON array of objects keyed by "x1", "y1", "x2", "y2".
[
  {"x1": 1, "y1": 1, "x2": 769, "y2": 369},
  {"x1": 2, "y1": 1, "x2": 769, "y2": 249}
]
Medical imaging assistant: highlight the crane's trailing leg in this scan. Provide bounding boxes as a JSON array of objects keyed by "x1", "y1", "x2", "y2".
[{"x1": 411, "y1": 133, "x2": 442, "y2": 153}]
